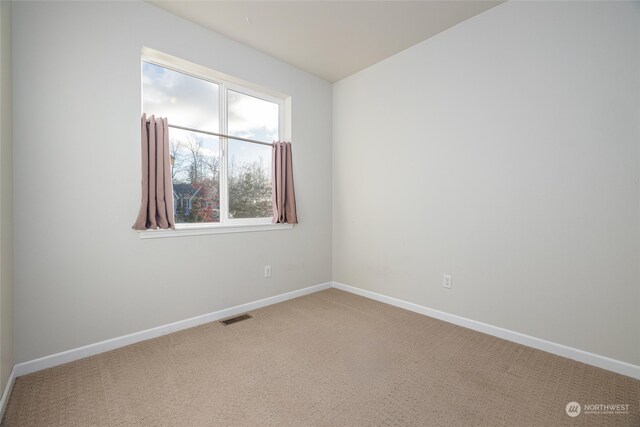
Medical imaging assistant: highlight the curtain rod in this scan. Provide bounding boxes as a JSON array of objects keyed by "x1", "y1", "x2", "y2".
[{"x1": 147, "y1": 120, "x2": 274, "y2": 147}]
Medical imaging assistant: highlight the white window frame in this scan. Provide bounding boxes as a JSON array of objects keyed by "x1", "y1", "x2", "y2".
[{"x1": 139, "y1": 48, "x2": 292, "y2": 238}]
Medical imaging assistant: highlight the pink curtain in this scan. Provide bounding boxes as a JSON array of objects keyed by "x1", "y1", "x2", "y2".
[
  {"x1": 272, "y1": 141, "x2": 298, "y2": 224},
  {"x1": 132, "y1": 114, "x2": 175, "y2": 230}
]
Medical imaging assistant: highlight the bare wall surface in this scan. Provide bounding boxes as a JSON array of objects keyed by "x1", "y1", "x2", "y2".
[
  {"x1": 0, "y1": 0, "x2": 13, "y2": 386},
  {"x1": 333, "y1": 1, "x2": 640, "y2": 365},
  {"x1": 12, "y1": 1, "x2": 332, "y2": 363}
]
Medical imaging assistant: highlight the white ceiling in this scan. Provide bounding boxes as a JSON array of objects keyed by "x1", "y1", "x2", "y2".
[{"x1": 149, "y1": 1, "x2": 502, "y2": 83}]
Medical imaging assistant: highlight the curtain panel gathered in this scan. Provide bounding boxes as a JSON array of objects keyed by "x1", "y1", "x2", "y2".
[
  {"x1": 132, "y1": 114, "x2": 175, "y2": 230},
  {"x1": 272, "y1": 141, "x2": 298, "y2": 224}
]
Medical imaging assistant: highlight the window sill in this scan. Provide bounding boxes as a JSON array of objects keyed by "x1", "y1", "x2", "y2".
[{"x1": 138, "y1": 222, "x2": 293, "y2": 239}]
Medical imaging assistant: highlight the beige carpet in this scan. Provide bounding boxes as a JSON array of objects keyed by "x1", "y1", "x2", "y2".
[{"x1": 3, "y1": 289, "x2": 639, "y2": 426}]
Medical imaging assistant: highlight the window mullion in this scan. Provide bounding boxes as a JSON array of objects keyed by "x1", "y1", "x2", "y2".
[{"x1": 219, "y1": 85, "x2": 229, "y2": 223}]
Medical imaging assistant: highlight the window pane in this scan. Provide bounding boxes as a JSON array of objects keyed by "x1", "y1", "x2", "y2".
[
  {"x1": 142, "y1": 61, "x2": 219, "y2": 132},
  {"x1": 170, "y1": 128, "x2": 220, "y2": 223},
  {"x1": 228, "y1": 140, "x2": 272, "y2": 219},
  {"x1": 228, "y1": 90, "x2": 278, "y2": 142}
]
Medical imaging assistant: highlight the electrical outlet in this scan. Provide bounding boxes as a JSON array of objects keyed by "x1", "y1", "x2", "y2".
[
  {"x1": 264, "y1": 265, "x2": 272, "y2": 278},
  {"x1": 443, "y1": 274, "x2": 452, "y2": 289}
]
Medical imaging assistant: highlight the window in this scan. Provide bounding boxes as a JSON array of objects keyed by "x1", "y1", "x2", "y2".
[{"x1": 141, "y1": 51, "x2": 285, "y2": 227}]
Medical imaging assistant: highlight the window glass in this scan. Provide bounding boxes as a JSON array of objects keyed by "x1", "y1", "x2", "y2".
[
  {"x1": 228, "y1": 140, "x2": 272, "y2": 219},
  {"x1": 142, "y1": 61, "x2": 219, "y2": 132},
  {"x1": 228, "y1": 90, "x2": 279, "y2": 142},
  {"x1": 169, "y1": 128, "x2": 220, "y2": 223}
]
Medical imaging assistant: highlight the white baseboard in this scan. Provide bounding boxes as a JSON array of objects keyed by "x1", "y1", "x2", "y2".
[
  {"x1": 332, "y1": 281, "x2": 640, "y2": 380},
  {"x1": 0, "y1": 366, "x2": 16, "y2": 420},
  {"x1": 10, "y1": 280, "x2": 640, "y2": 383},
  {"x1": 13, "y1": 282, "x2": 332, "y2": 377}
]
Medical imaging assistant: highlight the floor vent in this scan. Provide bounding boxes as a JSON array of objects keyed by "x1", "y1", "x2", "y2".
[{"x1": 220, "y1": 314, "x2": 252, "y2": 326}]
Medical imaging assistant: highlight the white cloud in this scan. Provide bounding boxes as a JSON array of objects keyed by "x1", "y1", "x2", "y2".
[
  {"x1": 142, "y1": 62, "x2": 219, "y2": 132},
  {"x1": 228, "y1": 90, "x2": 278, "y2": 142}
]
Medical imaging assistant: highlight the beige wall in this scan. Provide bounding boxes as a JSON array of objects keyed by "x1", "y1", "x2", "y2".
[
  {"x1": 333, "y1": 1, "x2": 640, "y2": 365},
  {"x1": 9, "y1": 0, "x2": 640, "y2": 369},
  {"x1": 0, "y1": 0, "x2": 13, "y2": 387},
  {"x1": 12, "y1": 1, "x2": 332, "y2": 363}
]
